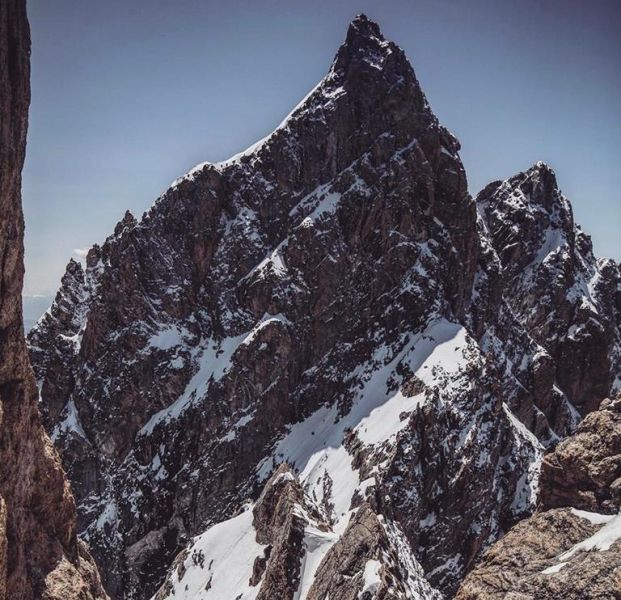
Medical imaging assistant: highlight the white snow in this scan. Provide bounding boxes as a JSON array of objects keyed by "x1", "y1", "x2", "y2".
[
  {"x1": 533, "y1": 225, "x2": 565, "y2": 265},
  {"x1": 146, "y1": 324, "x2": 190, "y2": 351},
  {"x1": 570, "y1": 508, "x2": 615, "y2": 525},
  {"x1": 50, "y1": 398, "x2": 87, "y2": 442},
  {"x1": 140, "y1": 313, "x2": 290, "y2": 436},
  {"x1": 139, "y1": 334, "x2": 247, "y2": 435},
  {"x1": 358, "y1": 559, "x2": 382, "y2": 598},
  {"x1": 220, "y1": 412, "x2": 256, "y2": 443},
  {"x1": 502, "y1": 403, "x2": 543, "y2": 512},
  {"x1": 355, "y1": 321, "x2": 469, "y2": 446},
  {"x1": 542, "y1": 510, "x2": 621, "y2": 575},
  {"x1": 95, "y1": 499, "x2": 118, "y2": 530},
  {"x1": 294, "y1": 524, "x2": 339, "y2": 600},
  {"x1": 241, "y1": 246, "x2": 289, "y2": 283},
  {"x1": 541, "y1": 561, "x2": 568, "y2": 574},
  {"x1": 560, "y1": 512, "x2": 621, "y2": 559},
  {"x1": 153, "y1": 504, "x2": 266, "y2": 600}
]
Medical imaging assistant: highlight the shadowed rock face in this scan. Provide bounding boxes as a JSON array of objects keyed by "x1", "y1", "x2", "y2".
[
  {"x1": 0, "y1": 2, "x2": 107, "y2": 599},
  {"x1": 27, "y1": 13, "x2": 620, "y2": 600},
  {"x1": 455, "y1": 397, "x2": 621, "y2": 600}
]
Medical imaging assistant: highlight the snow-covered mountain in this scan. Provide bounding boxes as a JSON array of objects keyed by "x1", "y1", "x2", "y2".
[{"x1": 28, "y1": 14, "x2": 620, "y2": 600}]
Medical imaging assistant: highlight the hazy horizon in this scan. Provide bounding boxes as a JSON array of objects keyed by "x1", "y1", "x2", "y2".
[{"x1": 24, "y1": 0, "x2": 620, "y2": 295}]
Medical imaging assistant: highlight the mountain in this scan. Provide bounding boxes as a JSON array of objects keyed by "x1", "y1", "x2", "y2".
[
  {"x1": 0, "y1": 2, "x2": 107, "y2": 598},
  {"x1": 28, "y1": 14, "x2": 620, "y2": 600}
]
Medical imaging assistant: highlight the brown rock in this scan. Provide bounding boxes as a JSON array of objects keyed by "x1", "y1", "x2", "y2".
[
  {"x1": 456, "y1": 399, "x2": 621, "y2": 599},
  {"x1": 540, "y1": 396, "x2": 621, "y2": 513},
  {"x1": 306, "y1": 504, "x2": 388, "y2": 600},
  {"x1": 455, "y1": 509, "x2": 621, "y2": 600},
  {"x1": 0, "y1": 2, "x2": 107, "y2": 598},
  {"x1": 253, "y1": 465, "x2": 321, "y2": 600}
]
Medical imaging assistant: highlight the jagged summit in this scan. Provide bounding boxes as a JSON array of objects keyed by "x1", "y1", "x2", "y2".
[
  {"x1": 532, "y1": 159, "x2": 554, "y2": 172},
  {"x1": 66, "y1": 256, "x2": 84, "y2": 272},
  {"x1": 114, "y1": 209, "x2": 137, "y2": 235},
  {"x1": 333, "y1": 13, "x2": 396, "y2": 71},
  {"x1": 476, "y1": 161, "x2": 558, "y2": 202},
  {"x1": 27, "y1": 13, "x2": 620, "y2": 600},
  {"x1": 170, "y1": 13, "x2": 431, "y2": 189},
  {"x1": 349, "y1": 13, "x2": 381, "y2": 36},
  {"x1": 28, "y1": 13, "x2": 479, "y2": 595}
]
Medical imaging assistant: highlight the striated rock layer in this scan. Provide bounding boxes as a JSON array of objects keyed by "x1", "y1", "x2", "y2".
[
  {"x1": 456, "y1": 396, "x2": 621, "y2": 599},
  {"x1": 28, "y1": 14, "x2": 620, "y2": 600},
  {"x1": 0, "y1": 1, "x2": 107, "y2": 599}
]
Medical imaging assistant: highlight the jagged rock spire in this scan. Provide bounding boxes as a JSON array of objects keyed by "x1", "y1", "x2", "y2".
[
  {"x1": 331, "y1": 13, "x2": 421, "y2": 101},
  {"x1": 114, "y1": 209, "x2": 137, "y2": 236},
  {"x1": 333, "y1": 13, "x2": 387, "y2": 69}
]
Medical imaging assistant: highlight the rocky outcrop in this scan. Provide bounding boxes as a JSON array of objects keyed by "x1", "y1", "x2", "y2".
[
  {"x1": 539, "y1": 396, "x2": 621, "y2": 513},
  {"x1": 470, "y1": 163, "x2": 621, "y2": 446},
  {"x1": 0, "y1": 2, "x2": 107, "y2": 599},
  {"x1": 455, "y1": 508, "x2": 620, "y2": 600},
  {"x1": 251, "y1": 465, "x2": 321, "y2": 599},
  {"x1": 27, "y1": 13, "x2": 620, "y2": 600},
  {"x1": 455, "y1": 397, "x2": 621, "y2": 599}
]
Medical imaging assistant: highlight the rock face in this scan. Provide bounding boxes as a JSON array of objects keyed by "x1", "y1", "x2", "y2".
[
  {"x1": 476, "y1": 166, "x2": 621, "y2": 423},
  {"x1": 0, "y1": 2, "x2": 107, "y2": 599},
  {"x1": 539, "y1": 396, "x2": 621, "y2": 513},
  {"x1": 455, "y1": 397, "x2": 621, "y2": 599},
  {"x1": 28, "y1": 14, "x2": 620, "y2": 600}
]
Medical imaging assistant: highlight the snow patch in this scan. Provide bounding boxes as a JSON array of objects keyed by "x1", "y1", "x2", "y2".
[
  {"x1": 153, "y1": 504, "x2": 265, "y2": 600},
  {"x1": 358, "y1": 559, "x2": 382, "y2": 598}
]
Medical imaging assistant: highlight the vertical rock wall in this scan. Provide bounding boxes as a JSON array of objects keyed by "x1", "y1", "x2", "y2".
[{"x1": 0, "y1": 2, "x2": 107, "y2": 598}]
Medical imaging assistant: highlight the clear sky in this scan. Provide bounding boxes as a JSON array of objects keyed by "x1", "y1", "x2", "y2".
[{"x1": 23, "y1": 0, "x2": 620, "y2": 295}]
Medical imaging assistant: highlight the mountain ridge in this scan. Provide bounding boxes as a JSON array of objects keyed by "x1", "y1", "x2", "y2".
[{"x1": 28, "y1": 14, "x2": 620, "y2": 600}]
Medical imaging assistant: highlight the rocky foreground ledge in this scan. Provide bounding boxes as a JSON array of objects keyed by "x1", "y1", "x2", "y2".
[{"x1": 456, "y1": 396, "x2": 621, "y2": 599}]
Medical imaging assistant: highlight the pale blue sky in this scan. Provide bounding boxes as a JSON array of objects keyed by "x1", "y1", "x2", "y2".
[{"x1": 23, "y1": 0, "x2": 620, "y2": 295}]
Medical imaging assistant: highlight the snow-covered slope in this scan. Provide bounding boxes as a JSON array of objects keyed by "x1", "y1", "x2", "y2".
[{"x1": 28, "y1": 14, "x2": 620, "y2": 600}]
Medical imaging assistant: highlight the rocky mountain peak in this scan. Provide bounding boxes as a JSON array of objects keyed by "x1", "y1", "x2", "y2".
[
  {"x1": 348, "y1": 13, "x2": 381, "y2": 38},
  {"x1": 519, "y1": 161, "x2": 564, "y2": 211},
  {"x1": 65, "y1": 256, "x2": 85, "y2": 279},
  {"x1": 167, "y1": 13, "x2": 435, "y2": 199},
  {"x1": 476, "y1": 161, "x2": 574, "y2": 279},
  {"x1": 333, "y1": 14, "x2": 396, "y2": 71},
  {"x1": 475, "y1": 160, "x2": 620, "y2": 421},
  {"x1": 27, "y1": 13, "x2": 620, "y2": 600}
]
